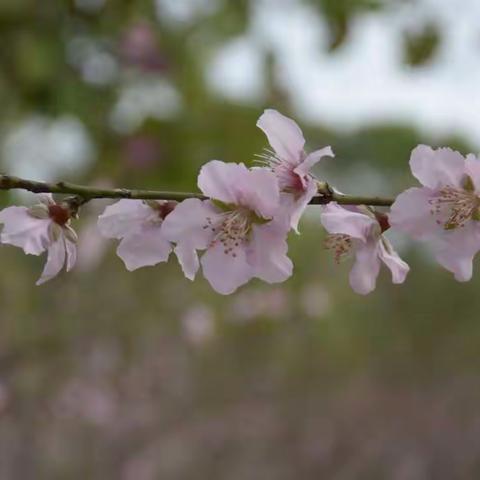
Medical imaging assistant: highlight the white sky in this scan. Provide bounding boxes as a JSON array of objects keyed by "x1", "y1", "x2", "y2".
[
  {"x1": 208, "y1": 0, "x2": 480, "y2": 149},
  {"x1": 5, "y1": 0, "x2": 480, "y2": 181}
]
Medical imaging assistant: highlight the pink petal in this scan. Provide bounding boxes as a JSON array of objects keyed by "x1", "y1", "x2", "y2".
[
  {"x1": 434, "y1": 248, "x2": 474, "y2": 282},
  {"x1": 198, "y1": 160, "x2": 249, "y2": 205},
  {"x1": 0, "y1": 206, "x2": 50, "y2": 255},
  {"x1": 256, "y1": 109, "x2": 305, "y2": 162},
  {"x1": 198, "y1": 161, "x2": 280, "y2": 219},
  {"x1": 116, "y1": 226, "x2": 172, "y2": 271},
  {"x1": 174, "y1": 242, "x2": 200, "y2": 281},
  {"x1": 162, "y1": 199, "x2": 218, "y2": 282},
  {"x1": 161, "y1": 198, "x2": 217, "y2": 249},
  {"x1": 247, "y1": 222, "x2": 293, "y2": 283},
  {"x1": 410, "y1": 145, "x2": 465, "y2": 189},
  {"x1": 321, "y1": 203, "x2": 377, "y2": 242},
  {"x1": 201, "y1": 243, "x2": 252, "y2": 295},
  {"x1": 293, "y1": 146, "x2": 334, "y2": 179},
  {"x1": 349, "y1": 240, "x2": 381, "y2": 295},
  {"x1": 285, "y1": 179, "x2": 317, "y2": 233},
  {"x1": 465, "y1": 154, "x2": 480, "y2": 192},
  {"x1": 241, "y1": 167, "x2": 280, "y2": 219},
  {"x1": 65, "y1": 238, "x2": 77, "y2": 272},
  {"x1": 98, "y1": 200, "x2": 153, "y2": 239},
  {"x1": 389, "y1": 187, "x2": 441, "y2": 240},
  {"x1": 378, "y1": 238, "x2": 409, "y2": 284},
  {"x1": 391, "y1": 186, "x2": 480, "y2": 281},
  {"x1": 431, "y1": 222, "x2": 480, "y2": 281},
  {"x1": 36, "y1": 237, "x2": 66, "y2": 285}
]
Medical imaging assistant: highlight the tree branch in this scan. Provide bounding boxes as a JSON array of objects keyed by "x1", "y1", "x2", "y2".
[{"x1": 0, "y1": 174, "x2": 394, "y2": 207}]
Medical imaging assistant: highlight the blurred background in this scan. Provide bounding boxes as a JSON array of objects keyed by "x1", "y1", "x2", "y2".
[{"x1": 1, "y1": 0, "x2": 480, "y2": 478}]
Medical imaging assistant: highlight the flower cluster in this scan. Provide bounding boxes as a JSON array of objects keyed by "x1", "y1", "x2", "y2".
[
  {"x1": 1, "y1": 110, "x2": 480, "y2": 295},
  {"x1": 0, "y1": 194, "x2": 77, "y2": 285}
]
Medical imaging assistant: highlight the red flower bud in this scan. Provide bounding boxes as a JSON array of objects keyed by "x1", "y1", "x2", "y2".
[{"x1": 48, "y1": 204, "x2": 70, "y2": 226}]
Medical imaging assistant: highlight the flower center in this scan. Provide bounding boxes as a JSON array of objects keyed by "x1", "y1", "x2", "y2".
[
  {"x1": 324, "y1": 234, "x2": 353, "y2": 263},
  {"x1": 429, "y1": 185, "x2": 480, "y2": 230},
  {"x1": 145, "y1": 200, "x2": 177, "y2": 221},
  {"x1": 48, "y1": 204, "x2": 70, "y2": 226},
  {"x1": 256, "y1": 149, "x2": 306, "y2": 194},
  {"x1": 204, "y1": 208, "x2": 255, "y2": 257},
  {"x1": 374, "y1": 211, "x2": 390, "y2": 233}
]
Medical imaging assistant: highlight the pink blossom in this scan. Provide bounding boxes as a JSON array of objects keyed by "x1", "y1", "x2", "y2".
[
  {"x1": 119, "y1": 21, "x2": 168, "y2": 72},
  {"x1": 390, "y1": 145, "x2": 480, "y2": 281},
  {"x1": 322, "y1": 203, "x2": 409, "y2": 295},
  {"x1": 182, "y1": 304, "x2": 216, "y2": 346},
  {"x1": 0, "y1": 194, "x2": 77, "y2": 285},
  {"x1": 97, "y1": 199, "x2": 175, "y2": 271},
  {"x1": 162, "y1": 160, "x2": 293, "y2": 295},
  {"x1": 257, "y1": 109, "x2": 334, "y2": 232}
]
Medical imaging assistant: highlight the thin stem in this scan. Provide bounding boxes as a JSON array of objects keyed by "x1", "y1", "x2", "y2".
[{"x1": 0, "y1": 174, "x2": 394, "y2": 207}]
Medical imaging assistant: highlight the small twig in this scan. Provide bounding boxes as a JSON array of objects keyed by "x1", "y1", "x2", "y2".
[{"x1": 0, "y1": 174, "x2": 395, "y2": 207}]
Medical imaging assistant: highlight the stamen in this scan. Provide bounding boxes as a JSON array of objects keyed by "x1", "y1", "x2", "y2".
[
  {"x1": 253, "y1": 148, "x2": 282, "y2": 167},
  {"x1": 324, "y1": 234, "x2": 353, "y2": 263},
  {"x1": 428, "y1": 185, "x2": 480, "y2": 230},
  {"x1": 204, "y1": 208, "x2": 254, "y2": 257},
  {"x1": 254, "y1": 148, "x2": 307, "y2": 193}
]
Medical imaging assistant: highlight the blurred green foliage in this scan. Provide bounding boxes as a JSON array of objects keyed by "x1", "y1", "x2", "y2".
[
  {"x1": 313, "y1": 0, "x2": 385, "y2": 50},
  {"x1": 403, "y1": 22, "x2": 440, "y2": 67}
]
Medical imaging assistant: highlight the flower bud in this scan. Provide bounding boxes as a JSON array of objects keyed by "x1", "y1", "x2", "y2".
[{"x1": 48, "y1": 204, "x2": 71, "y2": 226}]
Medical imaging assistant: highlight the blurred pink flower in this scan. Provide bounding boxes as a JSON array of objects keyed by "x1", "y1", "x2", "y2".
[
  {"x1": 322, "y1": 203, "x2": 409, "y2": 295},
  {"x1": 390, "y1": 145, "x2": 480, "y2": 281},
  {"x1": 98, "y1": 199, "x2": 175, "y2": 271},
  {"x1": 182, "y1": 304, "x2": 216, "y2": 346},
  {"x1": 124, "y1": 135, "x2": 162, "y2": 171},
  {"x1": 257, "y1": 109, "x2": 334, "y2": 232},
  {"x1": 162, "y1": 160, "x2": 293, "y2": 294},
  {"x1": 300, "y1": 283, "x2": 331, "y2": 318},
  {"x1": 230, "y1": 287, "x2": 290, "y2": 323},
  {"x1": 0, "y1": 193, "x2": 77, "y2": 285},
  {"x1": 55, "y1": 379, "x2": 116, "y2": 427},
  {"x1": 120, "y1": 22, "x2": 168, "y2": 72}
]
